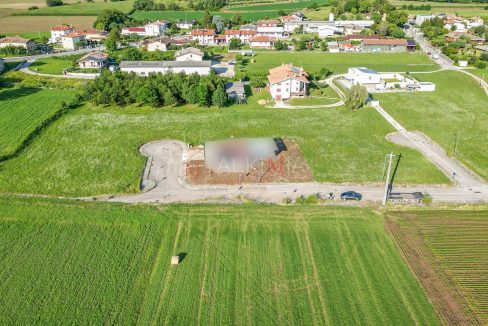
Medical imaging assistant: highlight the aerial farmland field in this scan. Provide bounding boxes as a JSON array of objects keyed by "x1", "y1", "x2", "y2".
[
  {"x1": 0, "y1": 87, "x2": 75, "y2": 159},
  {"x1": 386, "y1": 208, "x2": 488, "y2": 325},
  {"x1": 0, "y1": 196, "x2": 440, "y2": 325}
]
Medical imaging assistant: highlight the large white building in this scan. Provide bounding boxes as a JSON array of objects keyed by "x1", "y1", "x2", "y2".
[
  {"x1": 257, "y1": 20, "x2": 284, "y2": 38},
  {"x1": 0, "y1": 36, "x2": 36, "y2": 51},
  {"x1": 175, "y1": 47, "x2": 204, "y2": 61},
  {"x1": 267, "y1": 63, "x2": 309, "y2": 101},
  {"x1": 190, "y1": 29, "x2": 216, "y2": 45},
  {"x1": 120, "y1": 60, "x2": 212, "y2": 76},
  {"x1": 121, "y1": 21, "x2": 168, "y2": 37},
  {"x1": 224, "y1": 29, "x2": 257, "y2": 44},
  {"x1": 346, "y1": 67, "x2": 382, "y2": 84},
  {"x1": 61, "y1": 32, "x2": 86, "y2": 50},
  {"x1": 50, "y1": 25, "x2": 73, "y2": 43}
]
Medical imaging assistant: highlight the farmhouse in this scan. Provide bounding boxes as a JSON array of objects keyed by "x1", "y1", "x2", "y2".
[
  {"x1": 61, "y1": 32, "x2": 86, "y2": 50},
  {"x1": 224, "y1": 30, "x2": 257, "y2": 44},
  {"x1": 191, "y1": 29, "x2": 216, "y2": 45},
  {"x1": 50, "y1": 25, "x2": 73, "y2": 43},
  {"x1": 144, "y1": 21, "x2": 169, "y2": 37},
  {"x1": 267, "y1": 63, "x2": 309, "y2": 101},
  {"x1": 176, "y1": 20, "x2": 196, "y2": 29},
  {"x1": 77, "y1": 52, "x2": 109, "y2": 69},
  {"x1": 225, "y1": 81, "x2": 246, "y2": 103},
  {"x1": 257, "y1": 20, "x2": 284, "y2": 38},
  {"x1": 0, "y1": 36, "x2": 36, "y2": 51},
  {"x1": 145, "y1": 37, "x2": 173, "y2": 52},
  {"x1": 175, "y1": 47, "x2": 204, "y2": 61},
  {"x1": 120, "y1": 60, "x2": 212, "y2": 76},
  {"x1": 250, "y1": 35, "x2": 276, "y2": 49}
]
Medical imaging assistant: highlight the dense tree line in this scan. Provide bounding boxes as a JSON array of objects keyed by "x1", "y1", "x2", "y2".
[
  {"x1": 84, "y1": 70, "x2": 227, "y2": 107},
  {"x1": 0, "y1": 45, "x2": 29, "y2": 55}
]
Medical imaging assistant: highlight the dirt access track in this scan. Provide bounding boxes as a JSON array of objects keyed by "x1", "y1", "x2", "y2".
[{"x1": 107, "y1": 139, "x2": 488, "y2": 204}]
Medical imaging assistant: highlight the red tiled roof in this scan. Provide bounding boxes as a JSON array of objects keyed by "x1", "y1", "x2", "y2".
[
  {"x1": 51, "y1": 25, "x2": 72, "y2": 31},
  {"x1": 250, "y1": 35, "x2": 276, "y2": 42},
  {"x1": 267, "y1": 63, "x2": 309, "y2": 84},
  {"x1": 191, "y1": 29, "x2": 215, "y2": 36},
  {"x1": 224, "y1": 29, "x2": 256, "y2": 36},
  {"x1": 257, "y1": 20, "x2": 279, "y2": 26},
  {"x1": 363, "y1": 39, "x2": 408, "y2": 46},
  {"x1": 126, "y1": 27, "x2": 145, "y2": 32},
  {"x1": 0, "y1": 36, "x2": 32, "y2": 44}
]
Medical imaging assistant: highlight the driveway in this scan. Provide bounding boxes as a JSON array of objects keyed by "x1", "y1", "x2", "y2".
[{"x1": 212, "y1": 61, "x2": 235, "y2": 77}]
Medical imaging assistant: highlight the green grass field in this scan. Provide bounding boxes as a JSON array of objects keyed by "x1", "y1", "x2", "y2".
[
  {"x1": 0, "y1": 196, "x2": 440, "y2": 325},
  {"x1": 28, "y1": 57, "x2": 74, "y2": 75},
  {"x1": 375, "y1": 71, "x2": 488, "y2": 181},
  {"x1": 225, "y1": 0, "x2": 327, "y2": 12},
  {"x1": 12, "y1": 0, "x2": 134, "y2": 16},
  {"x1": 0, "y1": 93, "x2": 448, "y2": 196},
  {"x1": 0, "y1": 87, "x2": 75, "y2": 158},
  {"x1": 386, "y1": 208, "x2": 488, "y2": 324},
  {"x1": 242, "y1": 52, "x2": 439, "y2": 75}
]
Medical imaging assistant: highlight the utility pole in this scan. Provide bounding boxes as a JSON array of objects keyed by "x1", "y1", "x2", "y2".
[
  {"x1": 454, "y1": 130, "x2": 461, "y2": 154},
  {"x1": 383, "y1": 152, "x2": 395, "y2": 206}
]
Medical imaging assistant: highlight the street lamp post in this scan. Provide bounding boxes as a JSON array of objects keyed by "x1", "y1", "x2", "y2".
[{"x1": 383, "y1": 152, "x2": 395, "y2": 206}]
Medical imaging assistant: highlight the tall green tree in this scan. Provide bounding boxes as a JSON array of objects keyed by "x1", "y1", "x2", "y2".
[
  {"x1": 212, "y1": 85, "x2": 226, "y2": 107},
  {"x1": 345, "y1": 84, "x2": 369, "y2": 110}
]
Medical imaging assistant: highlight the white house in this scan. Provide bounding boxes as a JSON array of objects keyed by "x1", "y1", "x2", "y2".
[
  {"x1": 176, "y1": 20, "x2": 196, "y2": 29},
  {"x1": 250, "y1": 35, "x2": 276, "y2": 49},
  {"x1": 318, "y1": 25, "x2": 336, "y2": 38},
  {"x1": 50, "y1": 25, "x2": 73, "y2": 43},
  {"x1": 257, "y1": 20, "x2": 284, "y2": 38},
  {"x1": 175, "y1": 47, "x2": 204, "y2": 61},
  {"x1": 327, "y1": 41, "x2": 340, "y2": 53},
  {"x1": 145, "y1": 37, "x2": 172, "y2": 52},
  {"x1": 0, "y1": 36, "x2": 36, "y2": 51},
  {"x1": 83, "y1": 29, "x2": 107, "y2": 42},
  {"x1": 346, "y1": 67, "x2": 381, "y2": 84},
  {"x1": 119, "y1": 60, "x2": 212, "y2": 76},
  {"x1": 190, "y1": 29, "x2": 216, "y2": 45},
  {"x1": 61, "y1": 32, "x2": 86, "y2": 50},
  {"x1": 121, "y1": 27, "x2": 146, "y2": 37},
  {"x1": 77, "y1": 52, "x2": 108, "y2": 69},
  {"x1": 267, "y1": 63, "x2": 309, "y2": 101},
  {"x1": 144, "y1": 21, "x2": 168, "y2": 37}
]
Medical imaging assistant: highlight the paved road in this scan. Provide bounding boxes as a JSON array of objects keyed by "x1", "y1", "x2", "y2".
[{"x1": 106, "y1": 140, "x2": 488, "y2": 204}]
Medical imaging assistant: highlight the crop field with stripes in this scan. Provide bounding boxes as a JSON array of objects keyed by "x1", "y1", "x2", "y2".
[
  {"x1": 0, "y1": 197, "x2": 439, "y2": 325},
  {"x1": 386, "y1": 209, "x2": 488, "y2": 325}
]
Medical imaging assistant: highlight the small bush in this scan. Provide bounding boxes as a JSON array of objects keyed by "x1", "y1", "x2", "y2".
[
  {"x1": 28, "y1": 5, "x2": 39, "y2": 10},
  {"x1": 475, "y1": 61, "x2": 487, "y2": 69}
]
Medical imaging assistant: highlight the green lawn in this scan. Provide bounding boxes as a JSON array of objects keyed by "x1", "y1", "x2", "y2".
[
  {"x1": 225, "y1": 0, "x2": 328, "y2": 11},
  {"x1": 12, "y1": 0, "x2": 134, "y2": 15},
  {"x1": 375, "y1": 70, "x2": 488, "y2": 181},
  {"x1": 0, "y1": 196, "x2": 440, "y2": 325},
  {"x1": 242, "y1": 52, "x2": 439, "y2": 75},
  {"x1": 0, "y1": 91, "x2": 449, "y2": 196},
  {"x1": 0, "y1": 87, "x2": 75, "y2": 159},
  {"x1": 28, "y1": 57, "x2": 74, "y2": 75}
]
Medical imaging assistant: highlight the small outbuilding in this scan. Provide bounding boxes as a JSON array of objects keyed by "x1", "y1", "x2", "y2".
[
  {"x1": 171, "y1": 255, "x2": 180, "y2": 265},
  {"x1": 225, "y1": 81, "x2": 246, "y2": 103}
]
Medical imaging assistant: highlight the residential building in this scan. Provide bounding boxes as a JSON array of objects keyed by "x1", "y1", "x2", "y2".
[
  {"x1": 267, "y1": 63, "x2": 309, "y2": 101},
  {"x1": 61, "y1": 32, "x2": 86, "y2": 50},
  {"x1": 257, "y1": 20, "x2": 284, "y2": 38},
  {"x1": 240, "y1": 24, "x2": 257, "y2": 31},
  {"x1": 121, "y1": 27, "x2": 147, "y2": 37},
  {"x1": 144, "y1": 21, "x2": 168, "y2": 37},
  {"x1": 327, "y1": 41, "x2": 340, "y2": 53},
  {"x1": 415, "y1": 14, "x2": 434, "y2": 26},
  {"x1": 250, "y1": 35, "x2": 277, "y2": 49},
  {"x1": 120, "y1": 60, "x2": 212, "y2": 76},
  {"x1": 176, "y1": 20, "x2": 196, "y2": 29},
  {"x1": 318, "y1": 25, "x2": 336, "y2": 38},
  {"x1": 445, "y1": 32, "x2": 485, "y2": 45},
  {"x1": 191, "y1": 29, "x2": 216, "y2": 45},
  {"x1": 362, "y1": 39, "x2": 409, "y2": 52},
  {"x1": 225, "y1": 81, "x2": 246, "y2": 103},
  {"x1": 145, "y1": 37, "x2": 173, "y2": 51},
  {"x1": 224, "y1": 29, "x2": 257, "y2": 44},
  {"x1": 50, "y1": 25, "x2": 73, "y2": 43},
  {"x1": 175, "y1": 47, "x2": 204, "y2": 61},
  {"x1": 77, "y1": 52, "x2": 109, "y2": 69},
  {"x1": 0, "y1": 36, "x2": 36, "y2": 51},
  {"x1": 346, "y1": 67, "x2": 381, "y2": 84},
  {"x1": 83, "y1": 29, "x2": 107, "y2": 42}
]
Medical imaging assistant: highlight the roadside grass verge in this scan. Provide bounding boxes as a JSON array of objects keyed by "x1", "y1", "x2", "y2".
[
  {"x1": 375, "y1": 70, "x2": 488, "y2": 181},
  {"x1": 0, "y1": 196, "x2": 440, "y2": 325},
  {"x1": 28, "y1": 57, "x2": 77, "y2": 75}
]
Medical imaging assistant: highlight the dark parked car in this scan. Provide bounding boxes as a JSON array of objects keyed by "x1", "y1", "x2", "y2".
[{"x1": 340, "y1": 191, "x2": 362, "y2": 201}]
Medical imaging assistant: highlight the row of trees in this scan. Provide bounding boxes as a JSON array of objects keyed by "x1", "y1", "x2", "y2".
[
  {"x1": 134, "y1": 0, "x2": 182, "y2": 11},
  {"x1": 0, "y1": 45, "x2": 28, "y2": 56},
  {"x1": 84, "y1": 70, "x2": 227, "y2": 107}
]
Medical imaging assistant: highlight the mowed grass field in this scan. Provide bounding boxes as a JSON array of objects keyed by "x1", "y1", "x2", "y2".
[
  {"x1": 225, "y1": 0, "x2": 327, "y2": 11},
  {"x1": 0, "y1": 95, "x2": 448, "y2": 196},
  {"x1": 390, "y1": 0, "x2": 488, "y2": 18},
  {"x1": 28, "y1": 57, "x2": 74, "y2": 75},
  {"x1": 0, "y1": 196, "x2": 440, "y2": 325},
  {"x1": 386, "y1": 208, "x2": 488, "y2": 325},
  {"x1": 0, "y1": 87, "x2": 75, "y2": 158},
  {"x1": 375, "y1": 71, "x2": 488, "y2": 181},
  {"x1": 242, "y1": 52, "x2": 439, "y2": 75},
  {"x1": 131, "y1": 10, "x2": 283, "y2": 21}
]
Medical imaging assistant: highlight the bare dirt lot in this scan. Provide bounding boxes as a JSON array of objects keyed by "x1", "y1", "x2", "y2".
[
  {"x1": 0, "y1": 15, "x2": 95, "y2": 33},
  {"x1": 185, "y1": 139, "x2": 313, "y2": 185}
]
